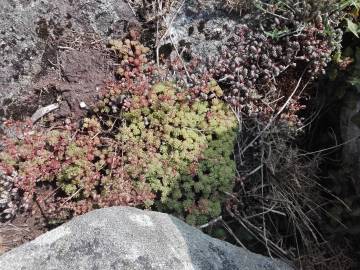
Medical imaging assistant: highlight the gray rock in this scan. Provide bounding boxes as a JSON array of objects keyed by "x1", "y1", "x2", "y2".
[
  {"x1": 0, "y1": 207, "x2": 294, "y2": 270},
  {"x1": 0, "y1": 0, "x2": 137, "y2": 110},
  {"x1": 340, "y1": 90, "x2": 360, "y2": 186},
  {"x1": 162, "y1": 0, "x2": 241, "y2": 60}
]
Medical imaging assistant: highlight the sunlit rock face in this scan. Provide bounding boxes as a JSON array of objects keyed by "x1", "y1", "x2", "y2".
[
  {"x1": 0, "y1": 207, "x2": 293, "y2": 270},
  {"x1": 0, "y1": 0, "x2": 137, "y2": 113}
]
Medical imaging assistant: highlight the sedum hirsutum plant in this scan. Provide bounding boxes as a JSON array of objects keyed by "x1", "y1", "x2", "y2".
[
  {"x1": 98, "y1": 79, "x2": 238, "y2": 224},
  {"x1": 0, "y1": 72, "x2": 238, "y2": 225}
]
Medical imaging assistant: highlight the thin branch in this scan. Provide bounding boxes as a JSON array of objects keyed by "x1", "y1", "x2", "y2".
[
  {"x1": 239, "y1": 70, "x2": 309, "y2": 156},
  {"x1": 198, "y1": 216, "x2": 223, "y2": 229},
  {"x1": 61, "y1": 188, "x2": 83, "y2": 206},
  {"x1": 221, "y1": 219, "x2": 247, "y2": 249},
  {"x1": 31, "y1": 103, "x2": 59, "y2": 124}
]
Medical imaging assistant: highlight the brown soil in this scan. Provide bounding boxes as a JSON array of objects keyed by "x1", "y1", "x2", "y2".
[
  {"x1": 0, "y1": 204, "x2": 47, "y2": 255},
  {"x1": 0, "y1": 32, "x2": 116, "y2": 254},
  {"x1": 34, "y1": 48, "x2": 113, "y2": 121},
  {"x1": 1, "y1": 30, "x2": 115, "y2": 123}
]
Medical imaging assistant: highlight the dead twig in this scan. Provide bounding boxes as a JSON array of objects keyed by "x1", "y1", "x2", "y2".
[
  {"x1": 239, "y1": 71, "x2": 309, "y2": 155},
  {"x1": 221, "y1": 219, "x2": 247, "y2": 249},
  {"x1": 198, "y1": 216, "x2": 222, "y2": 229},
  {"x1": 31, "y1": 103, "x2": 59, "y2": 124},
  {"x1": 61, "y1": 188, "x2": 83, "y2": 206}
]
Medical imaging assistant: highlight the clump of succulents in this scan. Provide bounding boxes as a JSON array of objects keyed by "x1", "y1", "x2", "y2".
[
  {"x1": 0, "y1": 170, "x2": 19, "y2": 221},
  {"x1": 182, "y1": 0, "x2": 344, "y2": 128},
  {"x1": 96, "y1": 78, "x2": 238, "y2": 224},
  {"x1": 207, "y1": 19, "x2": 341, "y2": 117},
  {"x1": 149, "y1": 1, "x2": 345, "y2": 138},
  {"x1": 0, "y1": 52, "x2": 238, "y2": 225},
  {"x1": 250, "y1": 0, "x2": 343, "y2": 69},
  {"x1": 109, "y1": 37, "x2": 151, "y2": 78},
  {"x1": 0, "y1": 119, "x2": 155, "y2": 219}
]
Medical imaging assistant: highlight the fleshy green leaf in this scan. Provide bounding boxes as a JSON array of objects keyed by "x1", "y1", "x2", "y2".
[{"x1": 346, "y1": 18, "x2": 360, "y2": 38}]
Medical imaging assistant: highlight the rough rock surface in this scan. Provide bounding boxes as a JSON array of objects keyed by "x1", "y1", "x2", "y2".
[
  {"x1": 340, "y1": 90, "x2": 360, "y2": 186},
  {"x1": 31, "y1": 48, "x2": 113, "y2": 120},
  {"x1": 0, "y1": 207, "x2": 293, "y2": 270},
  {"x1": 163, "y1": 0, "x2": 240, "y2": 60},
  {"x1": 0, "y1": 0, "x2": 137, "y2": 115}
]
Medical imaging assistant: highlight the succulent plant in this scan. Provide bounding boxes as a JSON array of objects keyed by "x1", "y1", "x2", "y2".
[
  {"x1": 96, "y1": 79, "x2": 238, "y2": 224},
  {"x1": 166, "y1": 0, "x2": 345, "y2": 129},
  {"x1": 0, "y1": 67, "x2": 238, "y2": 225},
  {"x1": 109, "y1": 38, "x2": 151, "y2": 78},
  {"x1": 0, "y1": 170, "x2": 19, "y2": 221}
]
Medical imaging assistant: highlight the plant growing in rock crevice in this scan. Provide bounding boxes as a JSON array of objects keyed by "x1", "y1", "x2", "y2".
[
  {"x1": 0, "y1": 62, "x2": 238, "y2": 225},
  {"x1": 0, "y1": 120, "x2": 155, "y2": 218},
  {"x1": 167, "y1": 0, "x2": 347, "y2": 130},
  {"x1": 94, "y1": 78, "x2": 238, "y2": 224}
]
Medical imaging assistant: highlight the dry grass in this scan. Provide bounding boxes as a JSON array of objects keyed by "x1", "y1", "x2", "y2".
[
  {"x1": 296, "y1": 242, "x2": 353, "y2": 270},
  {"x1": 222, "y1": 73, "x2": 351, "y2": 266},
  {"x1": 127, "y1": 0, "x2": 181, "y2": 22},
  {"x1": 223, "y1": 0, "x2": 254, "y2": 13},
  {"x1": 227, "y1": 124, "x2": 323, "y2": 259}
]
